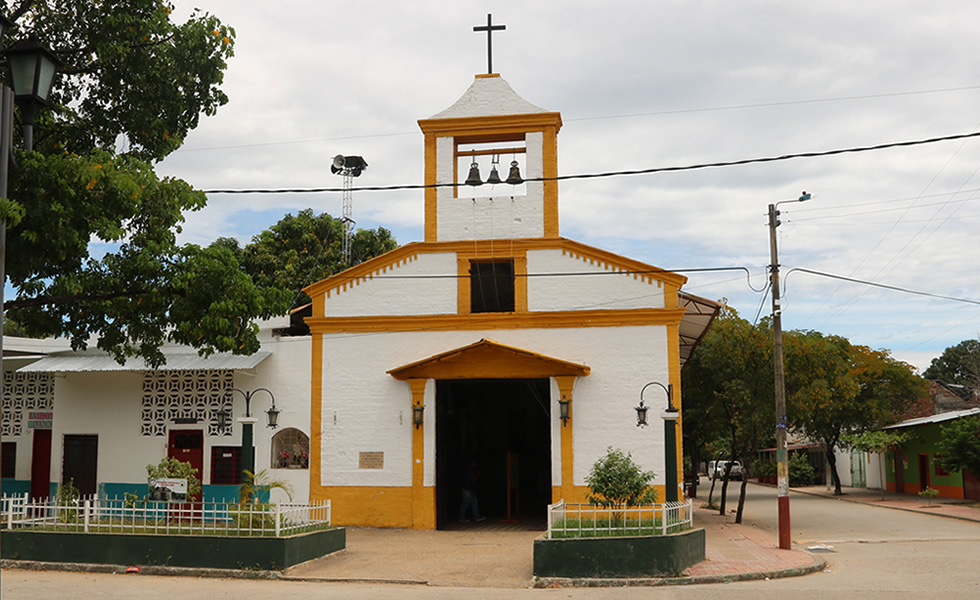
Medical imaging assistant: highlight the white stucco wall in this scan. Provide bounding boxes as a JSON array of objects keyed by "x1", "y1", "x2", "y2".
[
  {"x1": 319, "y1": 325, "x2": 671, "y2": 491},
  {"x1": 6, "y1": 332, "x2": 312, "y2": 503},
  {"x1": 324, "y1": 252, "x2": 458, "y2": 317},
  {"x1": 526, "y1": 249, "x2": 666, "y2": 311}
]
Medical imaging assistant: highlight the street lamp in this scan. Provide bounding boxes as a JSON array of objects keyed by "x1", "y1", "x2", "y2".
[
  {"x1": 230, "y1": 387, "x2": 279, "y2": 485},
  {"x1": 0, "y1": 16, "x2": 59, "y2": 502},
  {"x1": 636, "y1": 381, "x2": 680, "y2": 502},
  {"x1": 5, "y1": 34, "x2": 60, "y2": 152},
  {"x1": 768, "y1": 190, "x2": 811, "y2": 550}
]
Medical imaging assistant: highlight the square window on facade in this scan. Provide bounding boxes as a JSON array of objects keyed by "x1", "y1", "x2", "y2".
[{"x1": 471, "y1": 259, "x2": 515, "y2": 313}]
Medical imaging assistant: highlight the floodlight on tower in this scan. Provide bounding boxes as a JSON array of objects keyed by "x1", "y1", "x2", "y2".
[{"x1": 331, "y1": 154, "x2": 368, "y2": 265}]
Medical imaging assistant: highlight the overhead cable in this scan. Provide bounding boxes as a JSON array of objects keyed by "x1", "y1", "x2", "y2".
[{"x1": 202, "y1": 131, "x2": 980, "y2": 195}]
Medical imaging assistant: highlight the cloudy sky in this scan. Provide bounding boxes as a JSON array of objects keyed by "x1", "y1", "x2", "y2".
[{"x1": 158, "y1": 0, "x2": 980, "y2": 373}]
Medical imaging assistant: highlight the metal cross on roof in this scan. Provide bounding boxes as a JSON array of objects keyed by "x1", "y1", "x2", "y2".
[{"x1": 473, "y1": 13, "x2": 505, "y2": 74}]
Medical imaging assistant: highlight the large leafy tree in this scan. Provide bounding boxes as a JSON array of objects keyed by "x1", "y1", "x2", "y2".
[
  {"x1": 230, "y1": 209, "x2": 398, "y2": 308},
  {"x1": 923, "y1": 339, "x2": 980, "y2": 387},
  {"x1": 2, "y1": 1, "x2": 292, "y2": 366},
  {"x1": 785, "y1": 332, "x2": 925, "y2": 495},
  {"x1": 682, "y1": 306, "x2": 772, "y2": 522}
]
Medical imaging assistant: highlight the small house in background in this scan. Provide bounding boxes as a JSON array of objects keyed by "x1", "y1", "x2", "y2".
[{"x1": 880, "y1": 407, "x2": 980, "y2": 500}]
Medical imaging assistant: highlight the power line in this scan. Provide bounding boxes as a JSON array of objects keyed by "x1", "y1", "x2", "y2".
[
  {"x1": 201, "y1": 131, "x2": 980, "y2": 195},
  {"x1": 786, "y1": 268, "x2": 980, "y2": 306}
]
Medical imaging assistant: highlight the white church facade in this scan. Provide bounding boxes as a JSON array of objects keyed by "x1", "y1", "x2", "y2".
[{"x1": 304, "y1": 74, "x2": 718, "y2": 528}]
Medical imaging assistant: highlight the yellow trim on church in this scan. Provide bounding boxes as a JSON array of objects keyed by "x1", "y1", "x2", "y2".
[{"x1": 302, "y1": 237, "x2": 687, "y2": 301}]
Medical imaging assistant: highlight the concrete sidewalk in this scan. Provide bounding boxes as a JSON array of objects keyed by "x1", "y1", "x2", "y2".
[
  {"x1": 19, "y1": 482, "x2": 971, "y2": 588},
  {"x1": 281, "y1": 503, "x2": 824, "y2": 588},
  {"x1": 790, "y1": 484, "x2": 980, "y2": 522}
]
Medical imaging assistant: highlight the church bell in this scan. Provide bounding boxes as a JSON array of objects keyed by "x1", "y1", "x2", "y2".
[
  {"x1": 486, "y1": 165, "x2": 502, "y2": 185},
  {"x1": 464, "y1": 161, "x2": 483, "y2": 186},
  {"x1": 505, "y1": 160, "x2": 523, "y2": 185}
]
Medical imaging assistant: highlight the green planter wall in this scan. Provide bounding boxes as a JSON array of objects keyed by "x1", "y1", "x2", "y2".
[
  {"x1": 1, "y1": 527, "x2": 345, "y2": 571},
  {"x1": 533, "y1": 528, "x2": 705, "y2": 578}
]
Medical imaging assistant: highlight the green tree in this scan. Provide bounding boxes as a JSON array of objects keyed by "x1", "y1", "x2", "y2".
[
  {"x1": 682, "y1": 305, "x2": 771, "y2": 523},
  {"x1": 237, "y1": 209, "x2": 398, "y2": 308},
  {"x1": 936, "y1": 415, "x2": 980, "y2": 477},
  {"x1": 3, "y1": 1, "x2": 294, "y2": 366},
  {"x1": 785, "y1": 333, "x2": 925, "y2": 495},
  {"x1": 923, "y1": 339, "x2": 980, "y2": 386},
  {"x1": 585, "y1": 447, "x2": 657, "y2": 508}
]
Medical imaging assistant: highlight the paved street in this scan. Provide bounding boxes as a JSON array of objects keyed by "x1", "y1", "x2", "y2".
[{"x1": 3, "y1": 483, "x2": 979, "y2": 599}]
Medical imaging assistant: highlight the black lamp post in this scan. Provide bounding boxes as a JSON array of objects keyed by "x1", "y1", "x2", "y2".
[
  {"x1": 0, "y1": 16, "x2": 59, "y2": 503},
  {"x1": 636, "y1": 381, "x2": 680, "y2": 503},
  {"x1": 230, "y1": 387, "x2": 279, "y2": 485}
]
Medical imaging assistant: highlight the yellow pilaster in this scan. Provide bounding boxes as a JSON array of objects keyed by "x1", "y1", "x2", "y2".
[
  {"x1": 423, "y1": 133, "x2": 438, "y2": 242},
  {"x1": 555, "y1": 376, "x2": 576, "y2": 501},
  {"x1": 408, "y1": 378, "x2": 434, "y2": 528}
]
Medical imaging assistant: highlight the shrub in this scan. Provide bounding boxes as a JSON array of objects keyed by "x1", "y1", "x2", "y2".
[
  {"x1": 788, "y1": 453, "x2": 815, "y2": 487},
  {"x1": 586, "y1": 447, "x2": 657, "y2": 507}
]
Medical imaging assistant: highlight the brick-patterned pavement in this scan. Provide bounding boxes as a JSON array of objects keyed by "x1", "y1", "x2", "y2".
[{"x1": 686, "y1": 504, "x2": 818, "y2": 578}]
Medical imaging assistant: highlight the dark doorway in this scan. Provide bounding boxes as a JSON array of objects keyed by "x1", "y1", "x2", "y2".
[
  {"x1": 30, "y1": 429, "x2": 52, "y2": 500},
  {"x1": 894, "y1": 449, "x2": 905, "y2": 494},
  {"x1": 917, "y1": 453, "x2": 930, "y2": 492},
  {"x1": 168, "y1": 430, "x2": 204, "y2": 501},
  {"x1": 435, "y1": 378, "x2": 551, "y2": 529},
  {"x1": 62, "y1": 434, "x2": 98, "y2": 497}
]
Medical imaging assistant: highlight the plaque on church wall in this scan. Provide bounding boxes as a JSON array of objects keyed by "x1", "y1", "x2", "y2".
[{"x1": 359, "y1": 452, "x2": 384, "y2": 469}]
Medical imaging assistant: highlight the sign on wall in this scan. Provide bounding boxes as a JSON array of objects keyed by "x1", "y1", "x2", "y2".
[
  {"x1": 27, "y1": 411, "x2": 53, "y2": 430},
  {"x1": 149, "y1": 478, "x2": 188, "y2": 501}
]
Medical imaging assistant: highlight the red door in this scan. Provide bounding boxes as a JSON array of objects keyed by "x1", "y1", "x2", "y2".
[
  {"x1": 963, "y1": 469, "x2": 980, "y2": 500},
  {"x1": 894, "y1": 449, "x2": 905, "y2": 494},
  {"x1": 30, "y1": 429, "x2": 52, "y2": 501},
  {"x1": 168, "y1": 430, "x2": 203, "y2": 501}
]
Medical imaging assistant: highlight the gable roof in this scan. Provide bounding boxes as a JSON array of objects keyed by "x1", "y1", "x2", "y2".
[
  {"x1": 387, "y1": 338, "x2": 590, "y2": 380},
  {"x1": 303, "y1": 237, "x2": 687, "y2": 299},
  {"x1": 882, "y1": 407, "x2": 980, "y2": 430}
]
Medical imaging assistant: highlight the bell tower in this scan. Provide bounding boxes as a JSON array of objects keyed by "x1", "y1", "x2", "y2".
[{"x1": 417, "y1": 74, "x2": 563, "y2": 242}]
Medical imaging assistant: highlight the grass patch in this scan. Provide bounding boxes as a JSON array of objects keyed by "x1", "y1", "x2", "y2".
[
  {"x1": 550, "y1": 516, "x2": 691, "y2": 539},
  {"x1": 16, "y1": 519, "x2": 334, "y2": 537}
]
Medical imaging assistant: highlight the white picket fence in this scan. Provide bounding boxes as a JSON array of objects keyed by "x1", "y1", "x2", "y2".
[
  {"x1": 1, "y1": 494, "x2": 331, "y2": 537},
  {"x1": 546, "y1": 499, "x2": 693, "y2": 539}
]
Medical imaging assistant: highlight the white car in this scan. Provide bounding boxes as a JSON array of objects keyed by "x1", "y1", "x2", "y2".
[{"x1": 712, "y1": 460, "x2": 743, "y2": 481}]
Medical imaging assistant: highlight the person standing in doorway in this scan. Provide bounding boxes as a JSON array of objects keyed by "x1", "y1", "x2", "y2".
[{"x1": 459, "y1": 458, "x2": 486, "y2": 522}]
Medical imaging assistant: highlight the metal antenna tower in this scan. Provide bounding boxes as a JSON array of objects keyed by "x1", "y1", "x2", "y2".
[
  {"x1": 340, "y1": 173, "x2": 355, "y2": 265},
  {"x1": 330, "y1": 155, "x2": 368, "y2": 266}
]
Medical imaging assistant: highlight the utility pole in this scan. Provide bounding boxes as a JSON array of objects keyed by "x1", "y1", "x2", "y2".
[{"x1": 768, "y1": 191, "x2": 810, "y2": 550}]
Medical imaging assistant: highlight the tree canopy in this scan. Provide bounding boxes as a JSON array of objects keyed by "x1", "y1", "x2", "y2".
[
  {"x1": 681, "y1": 305, "x2": 771, "y2": 521},
  {"x1": 1, "y1": 1, "x2": 297, "y2": 366},
  {"x1": 785, "y1": 332, "x2": 926, "y2": 494},
  {"x1": 922, "y1": 339, "x2": 980, "y2": 387},
  {"x1": 684, "y1": 307, "x2": 926, "y2": 502},
  {"x1": 218, "y1": 209, "x2": 398, "y2": 309}
]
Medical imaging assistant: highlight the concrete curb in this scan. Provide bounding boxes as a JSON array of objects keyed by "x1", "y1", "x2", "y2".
[
  {"x1": 790, "y1": 489, "x2": 980, "y2": 523},
  {"x1": 1, "y1": 559, "x2": 282, "y2": 580},
  {"x1": 531, "y1": 552, "x2": 826, "y2": 588}
]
